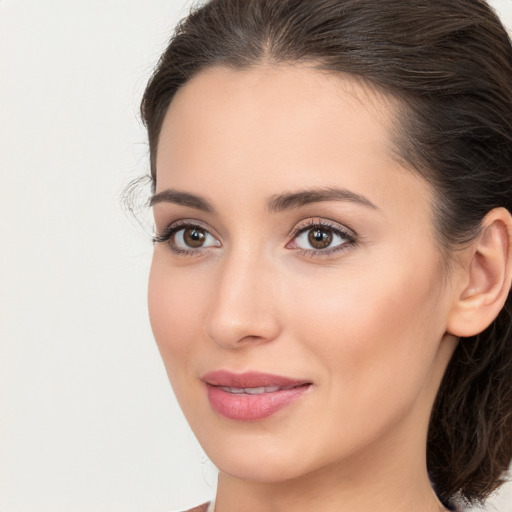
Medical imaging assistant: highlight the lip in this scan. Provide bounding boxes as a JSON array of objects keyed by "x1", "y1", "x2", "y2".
[{"x1": 202, "y1": 371, "x2": 312, "y2": 421}]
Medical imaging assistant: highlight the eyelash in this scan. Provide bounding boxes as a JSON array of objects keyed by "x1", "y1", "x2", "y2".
[
  {"x1": 153, "y1": 220, "x2": 214, "y2": 256},
  {"x1": 153, "y1": 218, "x2": 357, "y2": 258},
  {"x1": 290, "y1": 219, "x2": 357, "y2": 258}
]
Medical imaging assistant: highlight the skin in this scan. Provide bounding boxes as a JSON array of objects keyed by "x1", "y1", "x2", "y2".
[{"x1": 147, "y1": 64, "x2": 504, "y2": 512}]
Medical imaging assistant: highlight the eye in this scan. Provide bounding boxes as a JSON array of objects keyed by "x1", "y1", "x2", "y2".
[
  {"x1": 288, "y1": 220, "x2": 356, "y2": 256},
  {"x1": 154, "y1": 221, "x2": 221, "y2": 255},
  {"x1": 174, "y1": 226, "x2": 218, "y2": 249}
]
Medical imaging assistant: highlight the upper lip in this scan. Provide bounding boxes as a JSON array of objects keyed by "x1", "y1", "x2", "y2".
[{"x1": 201, "y1": 370, "x2": 311, "y2": 389}]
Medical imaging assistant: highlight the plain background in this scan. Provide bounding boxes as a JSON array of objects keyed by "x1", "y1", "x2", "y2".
[{"x1": 1, "y1": 1, "x2": 511, "y2": 511}]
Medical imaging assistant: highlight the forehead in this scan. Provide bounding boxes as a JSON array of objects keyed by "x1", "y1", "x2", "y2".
[
  {"x1": 161, "y1": 64, "x2": 398, "y2": 139},
  {"x1": 155, "y1": 64, "x2": 430, "y2": 221},
  {"x1": 157, "y1": 64, "x2": 401, "y2": 178}
]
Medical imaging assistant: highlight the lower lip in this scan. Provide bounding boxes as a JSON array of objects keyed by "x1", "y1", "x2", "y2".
[{"x1": 206, "y1": 384, "x2": 310, "y2": 421}]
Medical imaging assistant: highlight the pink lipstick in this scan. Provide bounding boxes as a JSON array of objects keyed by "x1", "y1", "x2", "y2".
[{"x1": 202, "y1": 371, "x2": 311, "y2": 421}]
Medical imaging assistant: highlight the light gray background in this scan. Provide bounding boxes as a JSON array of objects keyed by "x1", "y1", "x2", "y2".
[{"x1": 1, "y1": 1, "x2": 511, "y2": 511}]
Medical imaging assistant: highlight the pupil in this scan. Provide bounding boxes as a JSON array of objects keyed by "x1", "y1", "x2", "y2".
[
  {"x1": 184, "y1": 227, "x2": 206, "y2": 248},
  {"x1": 308, "y1": 228, "x2": 332, "y2": 249}
]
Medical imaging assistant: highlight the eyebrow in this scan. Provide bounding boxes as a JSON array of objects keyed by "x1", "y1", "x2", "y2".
[
  {"x1": 149, "y1": 189, "x2": 215, "y2": 212},
  {"x1": 267, "y1": 187, "x2": 378, "y2": 213},
  {"x1": 149, "y1": 186, "x2": 378, "y2": 213}
]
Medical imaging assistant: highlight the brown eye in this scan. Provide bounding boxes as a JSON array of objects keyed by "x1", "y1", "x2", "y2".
[
  {"x1": 308, "y1": 228, "x2": 333, "y2": 249},
  {"x1": 291, "y1": 222, "x2": 354, "y2": 255},
  {"x1": 183, "y1": 227, "x2": 206, "y2": 248},
  {"x1": 154, "y1": 222, "x2": 221, "y2": 254}
]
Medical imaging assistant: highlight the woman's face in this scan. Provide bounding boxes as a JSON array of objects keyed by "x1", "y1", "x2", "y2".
[{"x1": 148, "y1": 65, "x2": 458, "y2": 483}]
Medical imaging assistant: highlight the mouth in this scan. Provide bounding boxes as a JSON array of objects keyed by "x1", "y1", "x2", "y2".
[
  {"x1": 217, "y1": 384, "x2": 299, "y2": 394},
  {"x1": 202, "y1": 371, "x2": 312, "y2": 421}
]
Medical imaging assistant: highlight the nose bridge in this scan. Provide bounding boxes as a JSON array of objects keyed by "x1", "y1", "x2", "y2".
[{"x1": 205, "y1": 242, "x2": 281, "y2": 347}]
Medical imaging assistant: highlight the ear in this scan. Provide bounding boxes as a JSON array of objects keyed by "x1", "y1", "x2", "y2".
[{"x1": 447, "y1": 207, "x2": 512, "y2": 338}]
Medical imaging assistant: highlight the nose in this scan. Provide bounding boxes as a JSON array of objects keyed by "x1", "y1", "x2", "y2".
[{"x1": 205, "y1": 248, "x2": 282, "y2": 349}]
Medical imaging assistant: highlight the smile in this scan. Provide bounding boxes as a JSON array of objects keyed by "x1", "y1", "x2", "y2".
[
  {"x1": 202, "y1": 371, "x2": 312, "y2": 421},
  {"x1": 219, "y1": 385, "x2": 296, "y2": 394}
]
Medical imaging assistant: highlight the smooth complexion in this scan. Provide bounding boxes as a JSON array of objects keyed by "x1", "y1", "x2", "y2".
[{"x1": 148, "y1": 64, "x2": 508, "y2": 512}]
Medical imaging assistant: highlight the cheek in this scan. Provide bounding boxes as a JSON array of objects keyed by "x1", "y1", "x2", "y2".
[
  {"x1": 147, "y1": 255, "x2": 206, "y2": 372},
  {"x1": 285, "y1": 248, "x2": 446, "y2": 403}
]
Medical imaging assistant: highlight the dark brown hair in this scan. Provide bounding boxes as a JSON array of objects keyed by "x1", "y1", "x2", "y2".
[{"x1": 140, "y1": 0, "x2": 512, "y2": 506}]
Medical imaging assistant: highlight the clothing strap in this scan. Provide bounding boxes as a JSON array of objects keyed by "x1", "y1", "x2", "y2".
[
  {"x1": 183, "y1": 503, "x2": 209, "y2": 512},
  {"x1": 183, "y1": 501, "x2": 216, "y2": 512}
]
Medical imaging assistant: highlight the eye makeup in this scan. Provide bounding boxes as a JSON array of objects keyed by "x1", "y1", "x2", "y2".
[
  {"x1": 286, "y1": 218, "x2": 357, "y2": 258},
  {"x1": 153, "y1": 219, "x2": 220, "y2": 256},
  {"x1": 153, "y1": 217, "x2": 357, "y2": 258}
]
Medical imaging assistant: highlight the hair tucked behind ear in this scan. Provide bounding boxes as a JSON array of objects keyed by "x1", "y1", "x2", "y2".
[
  {"x1": 428, "y1": 297, "x2": 512, "y2": 503},
  {"x1": 141, "y1": 0, "x2": 512, "y2": 505}
]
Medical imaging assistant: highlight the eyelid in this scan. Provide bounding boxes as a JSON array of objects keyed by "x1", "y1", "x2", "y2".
[
  {"x1": 288, "y1": 217, "x2": 357, "y2": 242},
  {"x1": 286, "y1": 217, "x2": 358, "y2": 256},
  {"x1": 153, "y1": 219, "x2": 221, "y2": 254},
  {"x1": 154, "y1": 218, "x2": 216, "y2": 238},
  {"x1": 153, "y1": 217, "x2": 357, "y2": 258}
]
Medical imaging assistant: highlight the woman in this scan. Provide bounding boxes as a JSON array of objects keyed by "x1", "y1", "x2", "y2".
[{"x1": 141, "y1": 0, "x2": 512, "y2": 511}]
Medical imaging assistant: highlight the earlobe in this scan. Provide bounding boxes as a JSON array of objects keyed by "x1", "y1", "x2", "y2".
[{"x1": 447, "y1": 207, "x2": 512, "y2": 338}]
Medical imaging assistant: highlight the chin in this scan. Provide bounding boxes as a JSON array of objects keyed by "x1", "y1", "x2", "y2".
[
  {"x1": 192, "y1": 420, "x2": 352, "y2": 486},
  {"x1": 213, "y1": 450, "x2": 312, "y2": 484},
  {"x1": 190, "y1": 422, "x2": 312, "y2": 483}
]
